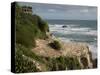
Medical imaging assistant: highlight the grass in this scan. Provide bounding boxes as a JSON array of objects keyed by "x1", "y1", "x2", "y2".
[
  {"x1": 16, "y1": 44, "x2": 45, "y2": 63},
  {"x1": 46, "y1": 56, "x2": 81, "y2": 71},
  {"x1": 15, "y1": 44, "x2": 39, "y2": 73},
  {"x1": 15, "y1": 44, "x2": 46, "y2": 73},
  {"x1": 15, "y1": 51, "x2": 39, "y2": 73}
]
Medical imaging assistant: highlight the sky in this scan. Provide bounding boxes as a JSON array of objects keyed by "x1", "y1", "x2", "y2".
[{"x1": 18, "y1": 2, "x2": 97, "y2": 20}]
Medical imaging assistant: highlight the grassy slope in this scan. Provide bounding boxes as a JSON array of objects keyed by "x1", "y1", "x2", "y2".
[{"x1": 15, "y1": 4, "x2": 81, "y2": 73}]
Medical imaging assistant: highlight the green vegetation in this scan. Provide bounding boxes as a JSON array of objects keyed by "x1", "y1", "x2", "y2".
[
  {"x1": 15, "y1": 47, "x2": 39, "y2": 73},
  {"x1": 48, "y1": 40, "x2": 61, "y2": 50},
  {"x1": 16, "y1": 44, "x2": 45, "y2": 63},
  {"x1": 46, "y1": 56, "x2": 81, "y2": 71}
]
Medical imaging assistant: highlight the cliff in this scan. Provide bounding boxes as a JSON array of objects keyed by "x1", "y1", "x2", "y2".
[{"x1": 15, "y1": 4, "x2": 93, "y2": 73}]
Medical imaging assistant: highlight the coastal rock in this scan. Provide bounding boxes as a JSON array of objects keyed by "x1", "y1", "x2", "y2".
[{"x1": 62, "y1": 25, "x2": 67, "y2": 28}]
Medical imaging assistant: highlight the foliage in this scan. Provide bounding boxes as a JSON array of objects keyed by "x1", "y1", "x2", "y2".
[
  {"x1": 15, "y1": 44, "x2": 46, "y2": 73},
  {"x1": 46, "y1": 56, "x2": 81, "y2": 71},
  {"x1": 15, "y1": 52, "x2": 39, "y2": 73},
  {"x1": 33, "y1": 15, "x2": 49, "y2": 33},
  {"x1": 16, "y1": 44, "x2": 45, "y2": 63},
  {"x1": 48, "y1": 40, "x2": 61, "y2": 50},
  {"x1": 64, "y1": 57, "x2": 81, "y2": 70}
]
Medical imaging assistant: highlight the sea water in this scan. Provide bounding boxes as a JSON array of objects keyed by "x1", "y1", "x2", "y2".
[{"x1": 46, "y1": 20, "x2": 97, "y2": 59}]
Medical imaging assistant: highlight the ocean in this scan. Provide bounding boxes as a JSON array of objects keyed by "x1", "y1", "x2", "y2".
[{"x1": 46, "y1": 20, "x2": 97, "y2": 59}]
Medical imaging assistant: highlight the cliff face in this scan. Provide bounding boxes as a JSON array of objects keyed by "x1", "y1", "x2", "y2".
[{"x1": 15, "y1": 4, "x2": 93, "y2": 73}]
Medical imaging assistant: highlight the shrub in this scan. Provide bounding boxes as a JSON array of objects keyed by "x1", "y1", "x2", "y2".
[
  {"x1": 33, "y1": 15, "x2": 49, "y2": 33},
  {"x1": 65, "y1": 57, "x2": 81, "y2": 70},
  {"x1": 16, "y1": 44, "x2": 45, "y2": 63},
  {"x1": 15, "y1": 45, "x2": 39, "y2": 73},
  {"x1": 15, "y1": 51, "x2": 39, "y2": 73},
  {"x1": 48, "y1": 40, "x2": 61, "y2": 50},
  {"x1": 16, "y1": 23, "x2": 36, "y2": 48},
  {"x1": 15, "y1": 44, "x2": 46, "y2": 73}
]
